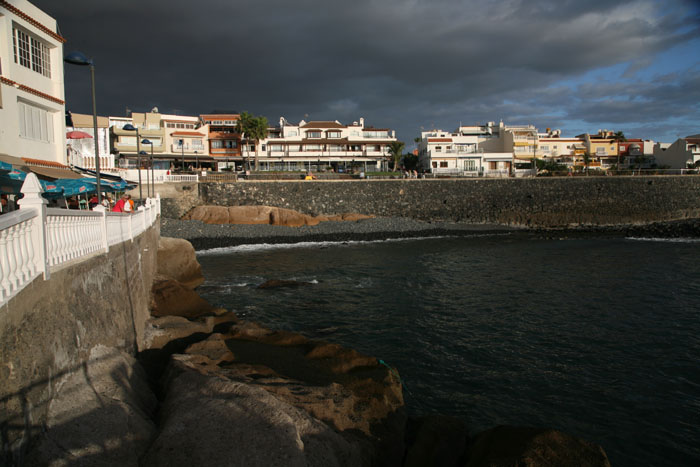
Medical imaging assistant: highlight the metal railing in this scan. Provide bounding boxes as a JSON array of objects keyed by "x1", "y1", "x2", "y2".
[{"x1": 0, "y1": 173, "x2": 161, "y2": 307}]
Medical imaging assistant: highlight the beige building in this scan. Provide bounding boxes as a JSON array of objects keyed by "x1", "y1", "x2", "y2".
[{"x1": 0, "y1": 0, "x2": 66, "y2": 165}]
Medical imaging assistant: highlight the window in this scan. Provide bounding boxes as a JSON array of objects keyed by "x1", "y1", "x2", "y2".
[
  {"x1": 465, "y1": 160, "x2": 476, "y2": 171},
  {"x1": 269, "y1": 144, "x2": 283, "y2": 152},
  {"x1": 305, "y1": 144, "x2": 321, "y2": 150},
  {"x1": 307, "y1": 131, "x2": 321, "y2": 138},
  {"x1": 192, "y1": 139, "x2": 204, "y2": 150},
  {"x1": 440, "y1": 161, "x2": 448, "y2": 168},
  {"x1": 327, "y1": 131, "x2": 341, "y2": 138},
  {"x1": 18, "y1": 101, "x2": 54, "y2": 143},
  {"x1": 435, "y1": 146, "x2": 442, "y2": 152},
  {"x1": 286, "y1": 130, "x2": 298, "y2": 137},
  {"x1": 432, "y1": 161, "x2": 437, "y2": 168},
  {"x1": 13, "y1": 26, "x2": 51, "y2": 78}
]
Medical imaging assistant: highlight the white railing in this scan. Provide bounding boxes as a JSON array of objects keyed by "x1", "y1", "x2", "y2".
[
  {"x1": 0, "y1": 173, "x2": 161, "y2": 307},
  {"x1": 162, "y1": 174, "x2": 199, "y2": 182}
]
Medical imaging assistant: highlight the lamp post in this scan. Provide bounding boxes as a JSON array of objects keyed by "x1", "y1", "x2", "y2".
[
  {"x1": 64, "y1": 51, "x2": 101, "y2": 203},
  {"x1": 179, "y1": 139, "x2": 185, "y2": 171},
  {"x1": 141, "y1": 139, "x2": 154, "y2": 198},
  {"x1": 122, "y1": 123, "x2": 142, "y2": 205},
  {"x1": 194, "y1": 150, "x2": 199, "y2": 170}
]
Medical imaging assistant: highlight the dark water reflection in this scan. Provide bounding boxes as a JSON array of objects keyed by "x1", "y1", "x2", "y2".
[{"x1": 197, "y1": 236, "x2": 700, "y2": 466}]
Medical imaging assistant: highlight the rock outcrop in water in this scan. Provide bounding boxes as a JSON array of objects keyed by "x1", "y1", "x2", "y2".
[{"x1": 183, "y1": 205, "x2": 374, "y2": 227}]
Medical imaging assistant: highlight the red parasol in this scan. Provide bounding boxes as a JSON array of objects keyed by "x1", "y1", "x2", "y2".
[{"x1": 66, "y1": 130, "x2": 93, "y2": 139}]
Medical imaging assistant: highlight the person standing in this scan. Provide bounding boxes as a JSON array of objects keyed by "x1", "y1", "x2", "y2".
[
  {"x1": 125, "y1": 194, "x2": 134, "y2": 213},
  {"x1": 113, "y1": 195, "x2": 127, "y2": 213}
]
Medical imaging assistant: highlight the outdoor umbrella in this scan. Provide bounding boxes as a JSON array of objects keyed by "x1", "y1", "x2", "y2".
[
  {"x1": 66, "y1": 130, "x2": 93, "y2": 140},
  {"x1": 3, "y1": 169, "x2": 64, "y2": 196}
]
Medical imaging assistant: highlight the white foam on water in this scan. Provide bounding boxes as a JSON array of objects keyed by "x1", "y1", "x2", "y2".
[
  {"x1": 626, "y1": 237, "x2": 700, "y2": 244},
  {"x1": 195, "y1": 235, "x2": 458, "y2": 255}
]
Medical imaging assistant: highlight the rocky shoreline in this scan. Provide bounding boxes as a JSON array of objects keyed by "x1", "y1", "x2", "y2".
[
  {"x1": 138, "y1": 237, "x2": 613, "y2": 466},
  {"x1": 161, "y1": 216, "x2": 700, "y2": 250}
]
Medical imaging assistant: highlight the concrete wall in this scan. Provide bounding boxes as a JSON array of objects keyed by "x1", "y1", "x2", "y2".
[
  {"x1": 194, "y1": 177, "x2": 700, "y2": 227},
  {"x1": 0, "y1": 223, "x2": 160, "y2": 463}
]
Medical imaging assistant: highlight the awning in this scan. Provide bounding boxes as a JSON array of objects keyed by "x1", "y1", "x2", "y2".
[
  {"x1": 0, "y1": 153, "x2": 82, "y2": 180},
  {"x1": 25, "y1": 165, "x2": 83, "y2": 180}
]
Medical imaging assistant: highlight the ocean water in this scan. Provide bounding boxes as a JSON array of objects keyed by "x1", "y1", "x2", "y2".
[{"x1": 196, "y1": 234, "x2": 700, "y2": 466}]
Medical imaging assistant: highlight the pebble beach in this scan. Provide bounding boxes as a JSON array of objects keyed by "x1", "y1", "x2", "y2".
[{"x1": 160, "y1": 216, "x2": 700, "y2": 250}]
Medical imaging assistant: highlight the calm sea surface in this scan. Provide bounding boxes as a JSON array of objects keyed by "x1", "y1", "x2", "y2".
[{"x1": 196, "y1": 234, "x2": 700, "y2": 466}]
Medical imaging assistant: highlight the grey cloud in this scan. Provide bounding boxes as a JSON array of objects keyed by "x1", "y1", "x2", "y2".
[{"x1": 31, "y1": 0, "x2": 700, "y2": 144}]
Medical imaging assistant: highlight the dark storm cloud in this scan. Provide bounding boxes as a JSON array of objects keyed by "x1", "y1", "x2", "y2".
[{"x1": 31, "y1": 0, "x2": 699, "y2": 142}]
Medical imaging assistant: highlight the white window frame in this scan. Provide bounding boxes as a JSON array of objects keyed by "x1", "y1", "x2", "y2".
[
  {"x1": 13, "y1": 25, "x2": 52, "y2": 78},
  {"x1": 18, "y1": 100, "x2": 54, "y2": 143}
]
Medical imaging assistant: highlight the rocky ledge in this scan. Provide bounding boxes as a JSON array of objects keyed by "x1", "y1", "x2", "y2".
[{"x1": 26, "y1": 235, "x2": 611, "y2": 466}]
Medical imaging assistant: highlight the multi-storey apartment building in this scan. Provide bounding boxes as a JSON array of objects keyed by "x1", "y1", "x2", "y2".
[
  {"x1": 653, "y1": 135, "x2": 700, "y2": 169},
  {"x1": 417, "y1": 122, "x2": 522, "y2": 176},
  {"x1": 251, "y1": 117, "x2": 397, "y2": 173},
  {"x1": 200, "y1": 113, "x2": 241, "y2": 170},
  {"x1": 110, "y1": 110, "x2": 165, "y2": 170},
  {"x1": 577, "y1": 130, "x2": 619, "y2": 170},
  {"x1": 0, "y1": 0, "x2": 66, "y2": 166},
  {"x1": 537, "y1": 129, "x2": 585, "y2": 168},
  {"x1": 163, "y1": 113, "x2": 207, "y2": 169}
]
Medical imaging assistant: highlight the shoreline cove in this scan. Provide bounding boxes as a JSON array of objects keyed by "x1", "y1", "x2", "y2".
[{"x1": 162, "y1": 216, "x2": 700, "y2": 250}]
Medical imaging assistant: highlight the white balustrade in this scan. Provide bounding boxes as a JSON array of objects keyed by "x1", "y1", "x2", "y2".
[{"x1": 0, "y1": 174, "x2": 161, "y2": 307}]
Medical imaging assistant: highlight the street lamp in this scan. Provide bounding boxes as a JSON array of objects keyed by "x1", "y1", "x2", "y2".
[
  {"x1": 64, "y1": 51, "x2": 101, "y2": 203},
  {"x1": 194, "y1": 150, "x2": 199, "y2": 170},
  {"x1": 122, "y1": 123, "x2": 142, "y2": 205},
  {"x1": 141, "y1": 139, "x2": 154, "y2": 197}
]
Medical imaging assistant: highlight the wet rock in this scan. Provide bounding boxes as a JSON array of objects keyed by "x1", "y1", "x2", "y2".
[
  {"x1": 150, "y1": 277, "x2": 215, "y2": 318},
  {"x1": 465, "y1": 425, "x2": 611, "y2": 467},
  {"x1": 157, "y1": 237, "x2": 204, "y2": 288},
  {"x1": 141, "y1": 356, "x2": 365, "y2": 467},
  {"x1": 182, "y1": 205, "x2": 373, "y2": 228}
]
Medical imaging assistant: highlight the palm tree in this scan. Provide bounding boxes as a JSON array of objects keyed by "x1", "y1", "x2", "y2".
[
  {"x1": 387, "y1": 141, "x2": 405, "y2": 172},
  {"x1": 611, "y1": 131, "x2": 627, "y2": 171},
  {"x1": 583, "y1": 151, "x2": 591, "y2": 175},
  {"x1": 235, "y1": 112, "x2": 269, "y2": 171}
]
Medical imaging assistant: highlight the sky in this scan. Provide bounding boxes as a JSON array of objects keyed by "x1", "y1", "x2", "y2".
[{"x1": 32, "y1": 0, "x2": 700, "y2": 147}]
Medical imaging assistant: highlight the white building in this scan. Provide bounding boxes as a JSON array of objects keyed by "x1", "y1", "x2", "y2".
[
  {"x1": 255, "y1": 117, "x2": 397, "y2": 172},
  {"x1": 417, "y1": 122, "x2": 514, "y2": 177},
  {"x1": 653, "y1": 135, "x2": 700, "y2": 169},
  {"x1": 0, "y1": 0, "x2": 66, "y2": 165},
  {"x1": 66, "y1": 112, "x2": 111, "y2": 170}
]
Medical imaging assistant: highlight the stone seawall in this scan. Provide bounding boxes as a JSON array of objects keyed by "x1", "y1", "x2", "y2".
[
  {"x1": 182, "y1": 177, "x2": 700, "y2": 227},
  {"x1": 0, "y1": 224, "x2": 160, "y2": 464}
]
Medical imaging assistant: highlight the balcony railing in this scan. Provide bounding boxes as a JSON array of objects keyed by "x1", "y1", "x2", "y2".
[{"x1": 0, "y1": 173, "x2": 161, "y2": 306}]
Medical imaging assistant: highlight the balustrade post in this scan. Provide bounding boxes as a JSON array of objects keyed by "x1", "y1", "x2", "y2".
[
  {"x1": 94, "y1": 205, "x2": 109, "y2": 252},
  {"x1": 17, "y1": 173, "x2": 50, "y2": 280},
  {"x1": 138, "y1": 206, "x2": 146, "y2": 233}
]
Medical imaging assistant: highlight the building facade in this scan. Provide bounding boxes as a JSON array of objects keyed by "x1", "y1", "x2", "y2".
[
  {"x1": 200, "y1": 113, "x2": 241, "y2": 170},
  {"x1": 0, "y1": 0, "x2": 66, "y2": 164},
  {"x1": 66, "y1": 112, "x2": 111, "y2": 170},
  {"x1": 653, "y1": 135, "x2": 700, "y2": 169},
  {"x1": 235, "y1": 117, "x2": 397, "y2": 173}
]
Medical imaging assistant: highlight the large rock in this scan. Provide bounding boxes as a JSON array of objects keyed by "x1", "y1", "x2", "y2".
[
  {"x1": 182, "y1": 205, "x2": 373, "y2": 227},
  {"x1": 141, "y1": 356, "x2": 364, "y2": 467},
  {"x1": 24, "y1": 346, "x2": 157, "y2": 466},
  {"x1": 157, "y1": 237, "x2": 204, "y2": 288},
  {"x1": 158, "y1": 322, "x2": 407, "y2": 465},
  {"x1": 465, "y1": 425, "x2": 611, "y2": 467},
  {"x1": 150, "y1": 276, "x2": 216, "y2": 318}
]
